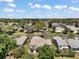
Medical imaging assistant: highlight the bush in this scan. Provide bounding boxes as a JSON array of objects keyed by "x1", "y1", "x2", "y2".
[
  {"x1": 21, "y1": 53, "x2": 34, "y2": 59},
  {"x1": 13, "y1": 47, "x2": 24, "y2": 58},
  {"x1": 55, "y1": 53, "x2": 61, "y2": 57},
  {"x1": 38, "y1": 45, "x2": 54, "y2": 59}
]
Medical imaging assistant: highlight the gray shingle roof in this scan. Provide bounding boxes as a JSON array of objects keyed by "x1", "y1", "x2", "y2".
[
  {"x1": 67, "y1": 39, "x2": 79, "y2": 49},
  {"x1": 53, "y1": 37, "x2": 68, "y2": 46},
  {"x1": 16, "y1": 35, "x2": 27, "y2": 45},
  {"x1": 52, "y1": 23, "x2": 60, "y2": 27}
]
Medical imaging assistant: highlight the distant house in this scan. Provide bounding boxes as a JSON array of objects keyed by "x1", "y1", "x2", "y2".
[
  {"x1": 0, "y1": 22, "x2": 5, "y2": 26},
  {"x1": 66, "y1": 25, "x2": 79, "y2": 33},
  {"x1": 55, "y1": 27, "x2": 64, "y2": 32},
  {"x1": 29, "y1": 36, "x2": 52, "y2": 53},
  {"x1": 67, "y1": 39, "x2": 79, "y2": 52},
  {"x1": 51, "y1": 23, "x2": 60, "y2": 27},
  {"x1": 51, "y1": 23, "x2": 64, "y2": 32},
  {"x1": 14, "y1": 25, "x2": 23, "y2": 31},
  {"x1": 16, "y1": 35, "x2": 28, "y2": 46},
  {"x1": 53, "y1": 37, "x2": 69, "y2": 50},
  {"x1": 8, "y1": 22, "x2": 14, "y2": 26}
]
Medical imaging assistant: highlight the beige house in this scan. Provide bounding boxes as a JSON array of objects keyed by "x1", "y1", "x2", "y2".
[{"x1": 29, "y1": 36, "x2": 52, "y2": 53}]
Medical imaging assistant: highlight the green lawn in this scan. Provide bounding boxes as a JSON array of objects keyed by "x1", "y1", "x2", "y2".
[
  {"x1": 13, "y1": 31, "x2": 26, "y2": 37},
  {"x1": 55, "y1": 57, "x2": 79, "y2": 59},
  {"x1": 47, "y1": 31, "x2": 63, "y2": 37},
  {"x1": 47, "y1": 31, "x2": 79, "y2": 38}
]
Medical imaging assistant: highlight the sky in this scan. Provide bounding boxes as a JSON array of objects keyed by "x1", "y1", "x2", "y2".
[{"x1": 0, "y1": 0, "x2": 79, "y2": 18}]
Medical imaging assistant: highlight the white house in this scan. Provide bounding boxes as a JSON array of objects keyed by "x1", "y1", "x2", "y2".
[{"x1": 55, "y1": 27, "x2": 64, "y2": 32}]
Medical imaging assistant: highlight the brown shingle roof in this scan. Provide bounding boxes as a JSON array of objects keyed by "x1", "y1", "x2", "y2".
[{"x1": 30, "y1": 36, "x2": 52, "y2": 47}]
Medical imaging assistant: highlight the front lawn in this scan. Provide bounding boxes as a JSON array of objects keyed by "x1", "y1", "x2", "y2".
[
  {"x1": 13, "y1": 31, "x2": 26, "y2": 37},
  {"x1": 55, "y1": 57, "x2": 79, "y2": 59}
]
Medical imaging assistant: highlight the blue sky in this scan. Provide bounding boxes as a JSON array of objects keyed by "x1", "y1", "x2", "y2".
[{"x1": 0, "y1": 0, "x2": 79, "y2": 18}]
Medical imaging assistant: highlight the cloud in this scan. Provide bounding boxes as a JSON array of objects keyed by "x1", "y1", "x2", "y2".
[
  {"x1": 28, "y1": 3, "x2": 52, "y2": 9},
  {"x1": 15, "y1": 9, "x2": 26, "y2": 12},
  {"x1": 42, "y1": 5, "x2": 52, "y2": 9},
  {"x1": 69, "y1": 7, "x2": 79, "y2": 11},
  {"x1": 54, "y1": 5, "x2": 67, "y2": 9},
  {"x1": 8, "y1": 3, "x2": 16, "y2": 7},
  {"x1": 0, "y1": 0, "x2": 14, "y2": 2},
  {"x1": 28, "y1": 3, "x2": 33, "y2": 6},
  {"x1": 30, "y1": 4, "x2": 41, "y2": 8},
  {"x1": 3, "y1": 8, "x2": 13, "y2": 12}
]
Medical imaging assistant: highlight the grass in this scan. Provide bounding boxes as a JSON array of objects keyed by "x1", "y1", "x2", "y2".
[
  {"x1": 2, "y1": 25, "x2": 15, "y2": 31},
  {"x1": 55, "y1": 57, "x2": 79, "y2": 59},
  {"x1": 47, "y1": 31, "x2": 63, "y2": 37},
  {"x1": 47, "y1": 30, "x2": 79, "y2": 38},
  {"x1": 13, "y1": 31, "x2": 26, "y2": 37},
  {"x1": 33, "y1": 32, "x2": 42, "y2": 36}
]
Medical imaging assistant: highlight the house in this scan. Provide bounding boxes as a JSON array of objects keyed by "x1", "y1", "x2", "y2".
[
  {"x1": 0, "y1": 22, "x2": 5, "y2": 26},
  {"x1": 53, "y1": 36, "x2": 79, "y2": 52},
  {"x1": 51, "y1": 23, "x2": 61, "y2": 27},
  {"x1": 51, "y1": 23, "x2": 64, "y2": 32},
  {"x1": 16, "y1": 35, "x2": 27, "y2": 46},
  {"x1": 53, "y1": 37, "x2": 69, "y2": 50},
  {"x1": 67, "y1": 39, "x2": 79, "y2": 52},
  {"x1": 29, "y1": 36, "x2": 52, "y2": 53},
  {"x1": 55, "y1": 27, "x2": 64, "y2": 32},
  {"x1": 14, "y1": 25, "x2": 23, "y2": 31},
  {"x1": 66, "y1": 25, "x2": 79, "y2": 33},
  {"x1": 8, "y1": 22, "x2": 14, "y2": 26}
]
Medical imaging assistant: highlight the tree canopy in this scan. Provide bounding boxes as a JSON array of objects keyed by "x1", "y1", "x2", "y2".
[
  {"x1": 38, "y1": 44, "x2": 54, "y2": 59},
  {"x1": 34, "y1": 20, "x2": 46, "y2": 29},
  {"x1": 0, "y1": 33, "x2": 16, "y2": 59}
]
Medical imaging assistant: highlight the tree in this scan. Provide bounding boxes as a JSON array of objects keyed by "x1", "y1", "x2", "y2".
[
  {"x1": 63, "y1": 26, "x2": 71, "y2": 34},
  {"x1": 35, "y1": 20, "x2": 45, "y2": 30},
  {"x1": 21, "y1": 53, "x2": 34, "y2": 59},
  {"x1": 0, "y1": 33, "x2": 16, "y2": 58},
  {"x1": 68, "y1": 33, "x2": 74, "y2": 38},
  {"x1": 13, "y1": 47, "x2": 24, "y2": 58},
  {"x1": 38, "y1": 45, "x2": 54, "y2": 59},
  {"x1": 75, "y1": 22, "x2": 79, "y2": 27},
  {"x1": 0, "y1": 44, "x2": 6, "y2": 59},
  {"x1": 52, "y1": 26, "x2": 56, "y2": 32}
]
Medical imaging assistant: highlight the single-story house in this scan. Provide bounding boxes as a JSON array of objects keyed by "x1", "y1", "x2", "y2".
[
  {"x1": 53, "y1": 37, "x2": 69, "y2": 50},
  {"x1": 16, "y1": 35, "x2": 27, "y2": 46},
  {"x1": 0, "y1": 22, "x2": 5, "y2": 26},
  {"x1": 66, "y1": 25, "x2": 79, "y2": 33},
  {"x1": 51, "y1": 23, "x2": 64, "y2": 32},
  {"x1": 29, "y1": 36, "x2": 52, "y2": 53},
  {"x1": 67, "y1": 39, "x2": 79, "y2": 52},
  {"x1": 53, "y1": 36, "x2": 79, "y2": 51},
  {"x1": 52, "y1": 23, "x2": 61, "y2": 27},
  {"x1": 14, "y1": 25, "x2": 23, "y2": 31},
  {"x1": 55, "y1": 27, "x2": 64, "y2": 32}
]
